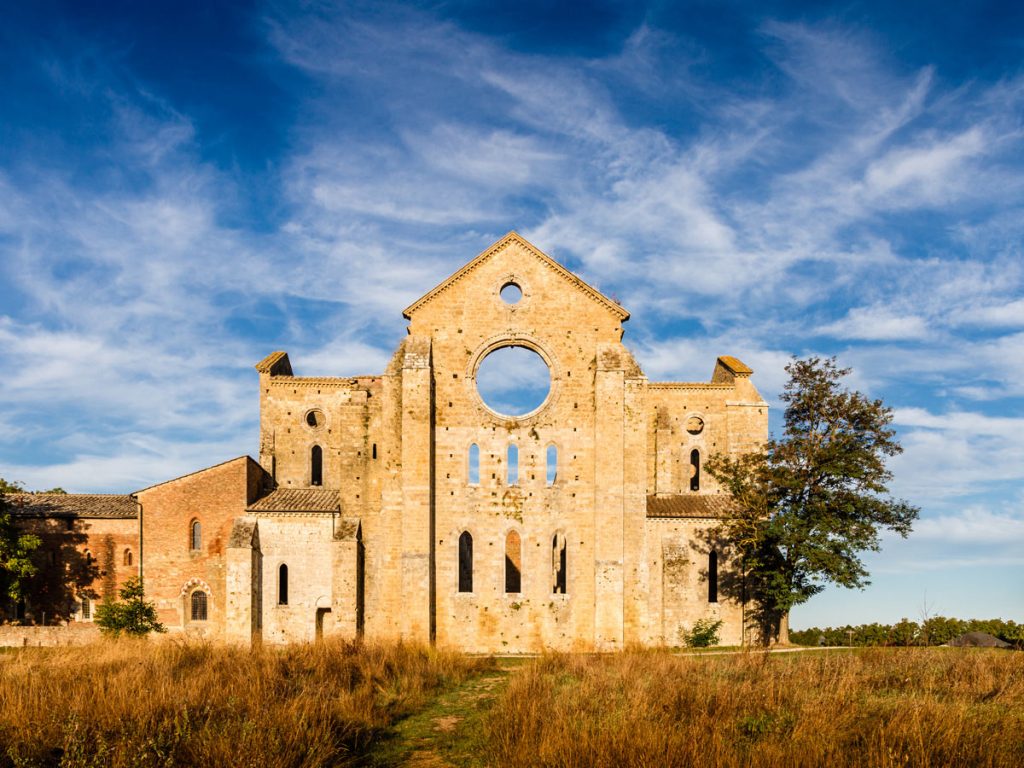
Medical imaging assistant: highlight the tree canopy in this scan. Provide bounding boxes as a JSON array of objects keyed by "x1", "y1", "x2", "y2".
[
  {"x1": 707, "y1": 357, "x2": 919, "y2": 644},
  {"x1": 0, "y1": 478, "x2": 41, "y2": 608}
]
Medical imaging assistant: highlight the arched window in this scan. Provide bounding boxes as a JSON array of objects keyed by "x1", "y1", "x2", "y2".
[
  {"x1": 505, "y1": 530, "x2": 522, "y2": 593},
  {"x1": 190, "y1": 520, "x2": 201, "y2": 551},
  {"x1": 124, "y1": 549, "x2": 132, "y2": 567},
  {"x1": 546, "y1": 444, "x2": 557, "y2": 486},
  {"x1": 708, "y1": 550, "x2": 718, "y2": 603},
  {"x1": 468, "y1": 443, "x2": 480, "y2": 485},
  {"x1": 507, "y1": 444, "x2": 519, "y2": 485},
  {"x1": 311, "y1": 445, "x2": 323, "y2": 486},
  {"x1": 278, "y1": 564, "x2": 289, "y2": 605},
  {"x1": 552, "y1": 533, "x2": 567, "y2": 594},
  {"x1": 458, "y1": 532, "x2": 473, "y2": 593},
  {"x1": 690, "y1": 449, "x2": 700, "y2": 492},
  {"x1": 191, "y1": 590, "x2": 208, "y2": 621}
]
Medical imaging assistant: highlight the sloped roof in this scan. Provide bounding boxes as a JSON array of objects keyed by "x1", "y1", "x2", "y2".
[
  {"x1": 646, "y1": 494, "x2": 738, "y2": 519},
  {"x1": 402, "y1": 231, "x2": 629, "y2": 321},
  {"x1": 247, "y1": 488, "x2": 341, "y2": 514},
  {"x1": 717, "y1": 356, "x2": 753, "y2": 375},
  {"x1": 5, "y1": 493, "x2": 137, "y2": 519}
]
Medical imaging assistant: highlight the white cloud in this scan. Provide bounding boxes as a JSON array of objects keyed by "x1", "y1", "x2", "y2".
[{"x1": 820, "y1": 306, "x2": 930, "y2": 341}]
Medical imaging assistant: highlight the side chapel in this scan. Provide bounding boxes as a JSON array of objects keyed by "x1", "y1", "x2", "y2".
[{"x1": 9, "y1": 233, "x2": 768, "y2": 650}]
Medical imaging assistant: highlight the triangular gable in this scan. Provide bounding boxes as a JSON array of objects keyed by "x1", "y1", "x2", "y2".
[{"x1": 402, "y1": 231, "x2": 629, "y2": 321}]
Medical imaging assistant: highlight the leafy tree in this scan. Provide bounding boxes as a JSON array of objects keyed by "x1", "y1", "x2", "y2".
[
  {"x1": 707, "y1": 357, "x2": 919, "y2": 644},
  {"x1": 0, "y1": 477, "x2": 41, "y2": 613},
  {"x1": 95, "y1": 577, "x2": 166, "y2": 637}
]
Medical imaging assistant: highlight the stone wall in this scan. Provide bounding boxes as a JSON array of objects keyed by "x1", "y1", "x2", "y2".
[{"x1": 0, "y1": 623, "x2": 101, "y2": 648}]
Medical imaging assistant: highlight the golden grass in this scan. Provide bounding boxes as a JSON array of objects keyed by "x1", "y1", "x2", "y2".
[
  {"x1": 0, "y1": 639, "x2": 490, "y2": 768},
  {"x1": 483, "y1": 649, "x2": 1024, "y2": 768}
]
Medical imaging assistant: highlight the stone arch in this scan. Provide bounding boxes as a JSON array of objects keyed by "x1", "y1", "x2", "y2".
[
  {"x1": 180, "y1": 578, "x2": 213, "y2": 625},
  {"x1": 458, "y1": 530, "x2": 473, "y2": 593},
  {"x1": 551, "y1": 530, "x2": 568, "y2": 595},
  {"x1": 545, "y1": 442, "x2": 558, "y2": 485},
  {"x1": 504, "y1": 528, "x2": 523, "y2": 594}
]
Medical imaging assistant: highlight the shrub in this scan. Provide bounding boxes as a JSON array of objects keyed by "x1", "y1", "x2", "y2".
[
  {"x1": 684, "y1": 617, "x2": 723, "y2": 648},
  {"x1": 94, "y1": 577, "x2": 166, "y2": 637}
]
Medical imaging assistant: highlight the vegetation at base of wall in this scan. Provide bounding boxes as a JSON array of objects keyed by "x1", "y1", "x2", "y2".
[
  {"x1": 0, "y1": 640, "x2": 492, "y2": 768},
  {"x1": 482, "y1": 649, "x2": 1024, "y2": 768},
  {"x1": 94, "y1": 577, "x2": 166, "y2": 637},
  {"x1": 790, "y1": 617, "x2": 1024, "y2": 648},
  {"x1": 683, "y1": 618, "x2": 723, "y2": 648}
]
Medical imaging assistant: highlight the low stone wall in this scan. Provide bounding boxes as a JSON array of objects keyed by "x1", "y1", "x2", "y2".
[{"x1": 0, "y1": 623, "x2": 101, "y2": 648}]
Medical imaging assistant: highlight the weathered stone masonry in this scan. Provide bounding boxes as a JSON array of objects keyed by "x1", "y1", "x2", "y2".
[{"x1": 8, "y1": 233, "x2": 767, "y2": 650}]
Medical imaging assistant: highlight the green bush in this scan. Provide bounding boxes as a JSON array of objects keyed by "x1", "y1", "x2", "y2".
[
  {"x1": 95, "y1": 577, "x2": 166, "y2": 637},
  {"x1": 684, "y1": 618, "x2": 723, "y2": 648}
]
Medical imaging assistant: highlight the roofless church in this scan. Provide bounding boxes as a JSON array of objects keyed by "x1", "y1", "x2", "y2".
[{"x1": 8, "y1": 233, "x2": 768, "y2": 650}]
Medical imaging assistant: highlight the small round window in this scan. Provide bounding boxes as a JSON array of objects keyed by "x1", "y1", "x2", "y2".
[
  {"x1": 500, "y1": 282, "x2": 523, "y2": 304},
  {"x1": 306, "y1": 409, "x2": 326, "y2": 429},
  {"x1": 686, "y1": 416, "x2": 704, "y2": 435},
  {"x1": 476, "y1": 345, "x2": 551, "y2": 417}
]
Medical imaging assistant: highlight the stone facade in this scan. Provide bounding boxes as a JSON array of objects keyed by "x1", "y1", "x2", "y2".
[{"x1": 8, "y1": 233, "x2": 767, "y2": 650}]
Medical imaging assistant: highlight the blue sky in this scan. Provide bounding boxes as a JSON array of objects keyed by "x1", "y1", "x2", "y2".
[{"x1": 1, "y1": 0, "x2": 1022, "y2": 628}]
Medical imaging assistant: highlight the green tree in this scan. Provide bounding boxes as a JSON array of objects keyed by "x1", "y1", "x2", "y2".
[
  {"x1": 0, "y1": 477, "x2": 41, "y2": 613},
  {"x1": 706, "y1": 357, "x2": 919, "y2": 645},
  {"x1": 95, "y1": 577, "x2": 166, "y2": 637}
]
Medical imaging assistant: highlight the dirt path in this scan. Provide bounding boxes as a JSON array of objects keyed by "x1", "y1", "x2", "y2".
[{"x1": 366, "y1": 660, "x2": 521, "y2": 767}]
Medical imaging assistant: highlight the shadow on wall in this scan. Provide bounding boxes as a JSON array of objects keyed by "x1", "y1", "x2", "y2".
[
  {"x1": 13, "y1": 519, "x2": 102, "y2": 624},
  {"x1": 692, "y1": 529, "x2": 778, "y2": 645}
]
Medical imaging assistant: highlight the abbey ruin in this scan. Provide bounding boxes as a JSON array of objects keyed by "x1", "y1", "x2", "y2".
[{"x1": 8, "y1": 232, "x2": 768, "y2": 650}]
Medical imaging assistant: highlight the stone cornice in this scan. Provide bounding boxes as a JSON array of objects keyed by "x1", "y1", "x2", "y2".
[{"x1": 648, "y1": 383, "x2": 733, "y2": 391}]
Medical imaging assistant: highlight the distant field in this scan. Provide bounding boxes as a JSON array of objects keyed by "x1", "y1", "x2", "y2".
[{"x1": 0, "y1": 643, "x2": 1020, "y2": 767}]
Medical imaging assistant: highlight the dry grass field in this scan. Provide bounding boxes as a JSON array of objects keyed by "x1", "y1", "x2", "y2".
[
  {"x1": 484, "y1": 648, "x2": 1024, "y2": 768},
  {"x1": 0, "y1": 642, "x2": 1021, "y2": 767},
  {"x1": 0, "y1": 640, "x2": 490, "y2": 768}
]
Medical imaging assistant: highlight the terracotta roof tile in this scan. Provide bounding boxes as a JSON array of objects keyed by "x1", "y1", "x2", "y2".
[
  {"x1": 5, "y1": 494, "x2": 137, "y2": 519},
  {"x1": 646, "y1": 494, "x2": 738, "y2": 519},
  {"x1": 248, "y1": 488, "x2": 341, "y2": 513}
]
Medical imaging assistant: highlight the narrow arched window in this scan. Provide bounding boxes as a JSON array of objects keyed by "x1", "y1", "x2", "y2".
[
  {"x1": 458, "y1": 532, "x2": 473, "y2": 593},
  {"x1": 507, "y1": 444, "x2": 519, "y2": 485},
  {"x1": 505, "y1": 530, "x2": 522, "y2": 593},
  {"x1": 191, "y1": 590, "x2": 208, "y2": 621},
  {"x1": 690, "y1": 449, "x2": 700, "y2": 492},
  {"x1": 708, "y1": 550, "x2": 718, "y2": 603},
  {"x1": 311, "y1": 445, "x2": 323, "y2": 486},
  {"x1": 190, "y1": 521, "x2": 201, "y2": 552},
  {"x1": 468, "y1": 443, "x2": 480, "y2": 485},
  {"x1": 546, "y1": 444, "x2": 557, "y2": 486},
  {"x1": 276, "y1": 565, "x2": 288, "y2": 606},
  {"x1": 552, "y1": 533, "x2": 567, "y2": 594},
  {"x1": 124, "y1": 549, "x2": 132, "y2": 567},
  {"x1": 278, "y1": 564, "x2": 289, "y2": 605}
]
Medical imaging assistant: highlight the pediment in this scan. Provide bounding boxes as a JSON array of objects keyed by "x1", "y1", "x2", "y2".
[{"x1": 401, "y1": 232, "x2": 629, "y2": 321}]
